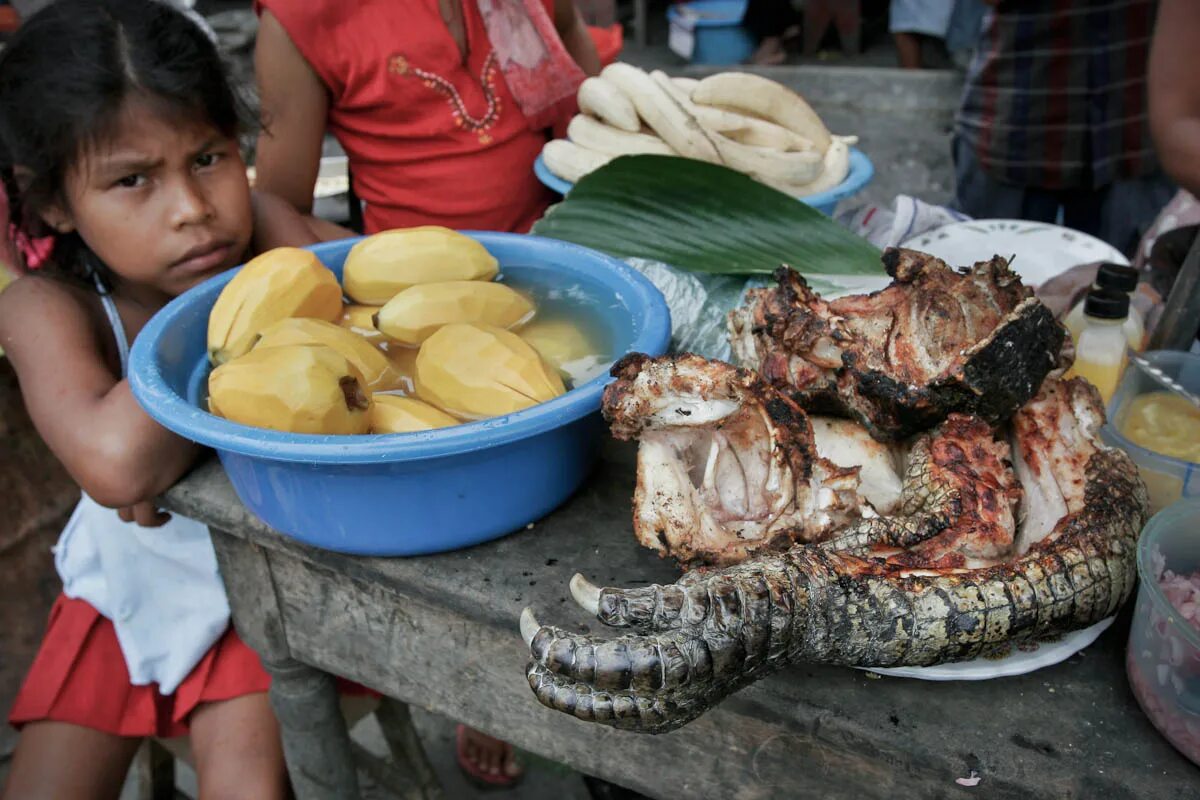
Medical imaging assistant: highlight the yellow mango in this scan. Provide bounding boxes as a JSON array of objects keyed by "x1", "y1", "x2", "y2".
[
  {"x1": 342, "y1": 227, "x2": 499, "y2": 305},
  {"x1": 253, "y1": 317, "x2": 398, "y2": 391},
  {"x1": 338, "y1": 304, "x2": 385, "y2": 342},
  {"x1": 370, "y1": 394, "x2": 461, "y2": 433},
  {"x1": 519, "y1": 318, "x2": 600, "y2": 371},
  {"x1": 207, "y1": 247, "x2": 342, "y2": 364},
  {"x1": 208, "y1": 344, "x2": 370, "y2": 434},
  {"x1": 415, "y1": 323, "x2": 565, "y2": 419},
  {"x1": 375, "y1": 281, "x2": 534, "y2": 345}
]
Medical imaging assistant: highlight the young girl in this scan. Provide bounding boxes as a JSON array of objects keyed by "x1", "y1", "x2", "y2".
[{"x1": 0, "y1": 2, "x2": 344, "y2": 797}]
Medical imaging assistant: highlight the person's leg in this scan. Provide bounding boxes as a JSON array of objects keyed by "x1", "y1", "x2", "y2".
[
  {"x1": 743, "y1": 0, "x2": 800, "y2": 65},
  {"x1": 189, "y1": 693, "x2": 289, "y2": 800},
  {"x1": 952, "y1": 134, "x2": 1060, "y2": 222},
  {"x1": 1089, "y1": 173, "x2": 1180, "y2": 257},
  {"x1": 894, "y1": 31, "x2": 922, "y2": 68},
  {"x1": 1, "y1": 721, "x2": 141, "y2": 800}
]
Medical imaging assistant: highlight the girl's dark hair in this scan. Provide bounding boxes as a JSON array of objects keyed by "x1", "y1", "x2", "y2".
[{"x1": 0, "y1": 0, "x2": 254, "y2": 285}]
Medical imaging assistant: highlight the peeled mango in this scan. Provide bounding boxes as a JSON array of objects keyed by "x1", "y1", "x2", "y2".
[
  {"x1": 519, "y1": 318, "x2": 600, "y2": 371},
  {"x1": 343, "y1": 227, "x2": 499, "y2": 305},
  {"x1": 207, "y1": 247, "x2": 343, "y2": 365},
  {"x1": 416, "y1": 324, "x2": 565, "y2": 419},
  {"x1": 370, "y1": 394, "x2": 460, "y2": 433},
  {"x1": 208, "y1": 344, "x2": 370, "y2": 434},
  {"x1": 375, "y1": 281, "x2": 534, "y2": 345},
  {"x1": 339, "y1": 304, "x2": 384, "y2": 342},
  {"x1": 253, "y1": 317, "x2": 398, "y2": 391}
]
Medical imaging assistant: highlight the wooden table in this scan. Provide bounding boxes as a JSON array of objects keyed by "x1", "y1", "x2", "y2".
[{"x1": 164, "y1": 442, "x2": 1197, "y2": 799}]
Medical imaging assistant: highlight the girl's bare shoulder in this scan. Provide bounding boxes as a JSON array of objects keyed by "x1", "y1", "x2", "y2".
[{"x1": 0, "y1": 274, "x2": 106, "y2": 363}]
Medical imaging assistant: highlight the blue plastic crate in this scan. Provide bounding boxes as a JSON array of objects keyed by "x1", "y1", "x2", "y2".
[{"x1": 667, "y1": 0, "x2": 755, "y2": 66}]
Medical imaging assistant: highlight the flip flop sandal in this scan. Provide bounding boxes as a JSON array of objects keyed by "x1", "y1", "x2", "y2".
[{"x1": 456, "y1": 724, "x2": 524, "y2": 790}]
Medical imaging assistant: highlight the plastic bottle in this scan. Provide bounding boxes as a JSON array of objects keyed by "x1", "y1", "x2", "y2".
[
  {"x1": 1066, "y1": 288, "x2": 1131, "y2": 405},
  {"x1": 1064, "y1": 263, "x2": 1144, "y2": 350}
]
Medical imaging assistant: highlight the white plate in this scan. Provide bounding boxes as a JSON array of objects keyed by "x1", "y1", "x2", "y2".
[
  {"x1": 856, "y1": 616, "x2": 1115, "y2": 681},
  {"x1": 899, "y1": 219, "x2": 1129, "y2": 287}
]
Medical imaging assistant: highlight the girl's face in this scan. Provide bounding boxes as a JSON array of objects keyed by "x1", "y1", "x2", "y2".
[{"x1": 48, "y1": 96, "x2": 253, "y2": 298}]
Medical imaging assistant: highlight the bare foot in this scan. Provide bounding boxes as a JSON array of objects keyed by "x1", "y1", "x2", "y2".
[
  {"x1": 751, "y1": 36, "x2": 787, "y2": 66},
  {"x1": 457, "y1": 725, "x2": 523, "y2": 785}
]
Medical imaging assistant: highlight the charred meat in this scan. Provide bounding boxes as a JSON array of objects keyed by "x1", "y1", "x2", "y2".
[
  {"x1": 601, "y1": 353, "x2": 871, "y2": 566},
  {"x1": 728, "y1": 248, "x2": 1065, "y2": 440},
  {"x1": 524, "y1": 375, "x2": 1148, "y2": 733}
]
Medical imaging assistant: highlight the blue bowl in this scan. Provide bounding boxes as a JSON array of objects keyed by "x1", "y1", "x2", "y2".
[
  {"x1": 667, "y1": 0, "x2": 755, "y2": 66},
  {"x1": 535, "y1": 148, "x2": 874, "y2": 216},
  {"x1": 129, "y1": 233, "x2": 671, "y2": 556}
]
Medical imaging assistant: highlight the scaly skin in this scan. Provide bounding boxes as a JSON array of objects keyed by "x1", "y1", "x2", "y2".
[{"x1": 523, "y1": 378, "x2": 1148, "y2": 733}]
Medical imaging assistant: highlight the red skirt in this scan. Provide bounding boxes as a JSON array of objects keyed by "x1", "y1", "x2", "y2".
[
  {"x1": 9, "y1": 594, "x2": 374, "y2": 738},
  {"x1": 9, "y1": 595, "x2": 271, "y2": 738}
]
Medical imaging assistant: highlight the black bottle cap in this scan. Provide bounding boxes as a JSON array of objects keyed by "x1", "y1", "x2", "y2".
[
  {"x1": 1096, "y1": 263, "x2": 1138, "y2": 292},
  {"x1": 1084, "y1": 287, "x2": 1130, "y2": 320}
]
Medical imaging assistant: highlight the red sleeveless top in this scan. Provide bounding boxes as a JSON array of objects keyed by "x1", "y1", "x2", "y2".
[{"x1": 258, "y1": 0, "x2": 560, "y2": 234}]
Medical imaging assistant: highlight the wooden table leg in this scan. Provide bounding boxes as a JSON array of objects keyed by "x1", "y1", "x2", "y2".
[
  {"x1": 210, "y1": 532, "x2": 360, "y2": 799},
  {"x1": 375, "y1": 697, "x2": 443, "y2": 799},
  {"x1": 264, "y1": 655, "x2": 361, "y2": 800}
]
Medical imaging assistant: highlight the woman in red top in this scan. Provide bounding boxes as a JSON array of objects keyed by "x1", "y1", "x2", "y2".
[
  {"x1": 252, "y1": 0, "x2": 599, "y2": 786},
  {"x1": 254, "y1": 0, "x2": 599, "y2": 235}
]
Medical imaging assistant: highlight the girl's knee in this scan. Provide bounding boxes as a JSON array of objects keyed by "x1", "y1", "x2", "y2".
[{"x1": 190, "y1": 695, "x2": 288, "y2": 800}]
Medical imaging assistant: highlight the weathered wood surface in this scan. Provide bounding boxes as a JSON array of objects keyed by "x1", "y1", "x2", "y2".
[{"x1": 164, "y1": 444, "x2": 1198, "y2": 799}]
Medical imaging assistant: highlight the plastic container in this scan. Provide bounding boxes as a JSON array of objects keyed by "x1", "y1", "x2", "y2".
[
  {"x1": 1126, "y1": 498, "x2": 1200, "y2": 767},
  {"x1": 128, "y1": 233, "x2": 671, "y2": 556},
  {"x1": 533, "y1": 147, "x2": 875, "y2": 217},
  {"x1": 1066, "y1": 289, "x2": 1131, "y2": 406},
  {"x1": 1101, "y1": 350, "x2": 1200, "y2": 514},
  {"x1": 667, "y1": 0, "x2": 755, "y2": 66},
  {"x1": 1064, "y1": 263, "x2": 1145, "y2": 351}
]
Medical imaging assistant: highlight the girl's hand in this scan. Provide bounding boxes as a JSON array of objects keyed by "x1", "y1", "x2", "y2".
[{"x1": 118, "y1": 502, "x2": 172, "y2": 527}]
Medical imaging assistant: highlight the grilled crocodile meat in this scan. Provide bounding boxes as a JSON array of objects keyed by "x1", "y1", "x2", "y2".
[
  {"x1": 823, "y1": 413, "x2": 1022, "y2": 568},
  {"x1": 728, "y1": 248, "x2": 1066, "y2": 440},
  {"x1": 601, "y1": 353, "x2": 871, "y2": 567},
  {"x1": 522, "y1": 375, "x2": 1148, "y2": 733}
]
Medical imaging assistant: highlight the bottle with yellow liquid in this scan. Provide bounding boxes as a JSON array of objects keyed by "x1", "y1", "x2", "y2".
[
  {"x1": 1064, "y1": 263, "x2": 1145, "y2": 350},
  {"x1": 1066, "y1": 288, "x2": 1131, "y2": 406}
]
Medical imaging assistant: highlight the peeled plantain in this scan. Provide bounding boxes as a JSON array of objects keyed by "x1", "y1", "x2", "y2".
[
  {"x1": 253, "y1": 317, "x2": 399, "y2": 391},
  {"x1": 338, "y1": 304, "x2": 385, "y2": 342},
  {"x1": 342, "y1": 227, "x2": 499, "y2": 305},
  {"x1": 375, "y1": 281, "x2": 534, "y2": 345},
  {"x1": 207, "y1": 247, "x2": 343, "y2": 365},
  {"x1": 415, "y1": 323, "x2": 565, "y2": 419},
  {"x1": 370, "y1": 394, "x2": 461, "y2": 433},
  {"x1": 208, "y1": 344, "x2": 371, "y2": 434}
]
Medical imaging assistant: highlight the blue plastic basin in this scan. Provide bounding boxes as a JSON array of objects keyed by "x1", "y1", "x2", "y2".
[
  {"x1": 129, "y1": 233, "x2": 671, "y2": 556},
  {"x1": 534, "y1": 147, "x2": 875, "y2": 217},
  {"x1": 667, "y1": 0, "x2": 755, "y2": 66}
]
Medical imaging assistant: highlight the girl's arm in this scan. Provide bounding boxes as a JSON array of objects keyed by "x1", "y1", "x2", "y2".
[
  {"x1": 1149, "y1": 0, "x2": 1200, "y2": 197},
  {"x1": 250, "y1": 190, "x2": 353, "y2": 254},
  {"x1": 254, "y1": 10, "x2": 329, "y2": 216},
  {"x1": 555, "y1": 0, "x2": 602, "y2": 76},
  {"x1": 0, "y1": 277, "x2": 200, "y2": 509}
]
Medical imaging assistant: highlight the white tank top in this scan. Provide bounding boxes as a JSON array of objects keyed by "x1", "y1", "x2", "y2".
[{"x1": 53, "y1": 276, "x2": 231, "y2": 695}]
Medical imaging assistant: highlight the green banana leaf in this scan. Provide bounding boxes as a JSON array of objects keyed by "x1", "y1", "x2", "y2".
[{"x1": 532, "y1": 155, "x2": 883, "y2": 276}]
